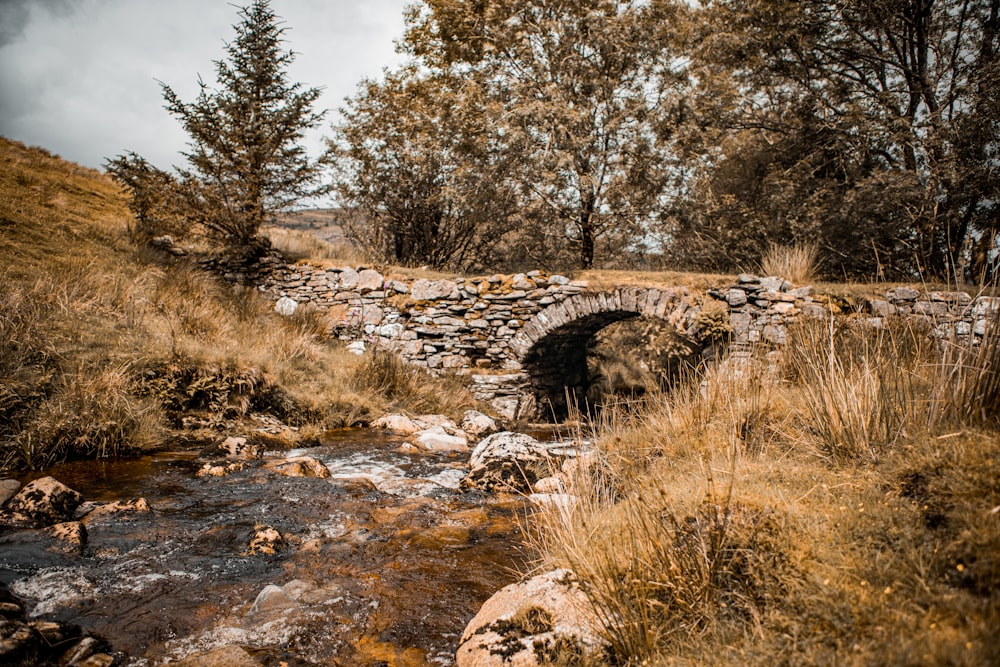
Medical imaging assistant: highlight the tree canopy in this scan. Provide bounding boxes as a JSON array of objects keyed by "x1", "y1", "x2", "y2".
[
  {"x1": 108, "y1": 0, "x2": 327, "y2": 259},
  {"x1": 668, "y1": 0, "x2": 1000, "y2": 280},
  {"x1": 336, "y1": 0, "x2": 684, "y2": 271}
]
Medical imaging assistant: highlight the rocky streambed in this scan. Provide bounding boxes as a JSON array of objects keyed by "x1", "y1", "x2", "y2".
[{"x1": 0, "y1": 416, "x2": 598, "y2": 666}]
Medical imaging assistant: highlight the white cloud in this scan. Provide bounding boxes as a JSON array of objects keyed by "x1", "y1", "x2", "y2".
[{"x1": 0, "y1": 0, "x2": 407, "y2": 169}]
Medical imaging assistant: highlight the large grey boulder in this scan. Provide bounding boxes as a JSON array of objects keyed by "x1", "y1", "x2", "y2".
[
  {"x1": 456, "y1": 569, "x2": 606, "y2": 667},
  {"x1": 461, "y1": 432, "x2": 558, "y2": 493}
]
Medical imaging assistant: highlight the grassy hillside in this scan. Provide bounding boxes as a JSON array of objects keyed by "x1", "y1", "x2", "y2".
[
  {"x1": 533, "y1": 319, "x2": 1000, "y2": 664},
  {"x1": 0, "y1": 137, "x2": 473, "y2": 471}
]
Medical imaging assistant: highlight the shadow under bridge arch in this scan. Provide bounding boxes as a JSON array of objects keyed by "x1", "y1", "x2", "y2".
[{"x1": 509, "y1": 287, "x2": 696, "y2": 420}]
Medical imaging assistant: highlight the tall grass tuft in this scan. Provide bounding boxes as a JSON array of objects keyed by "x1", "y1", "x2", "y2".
[
  {"x1": 349, "y1": 350, "x2": 477, "y2": 416},
  {"x1": 760, "y1": 241, "x2": 819, "y2": 285},
  {"x1": 929, "y1": 301, "x2": 1000, "y2": 428},
  {"x1": 784, "y1": 316, "x2": 925, "y2": 463},
  {"x1": 531, "y1": 459, "x2": 787, "y2": 662},
  {"x1": 7, "y1": 367, "x2": 164, "y2": 470}
]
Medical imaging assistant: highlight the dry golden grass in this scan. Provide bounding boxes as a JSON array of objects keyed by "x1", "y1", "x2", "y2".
[
  {"x1": 0, "y1": 137, "x2": 479, "y2": 470},
  {"x1": 760, "y1": 241, "x2": 819, "y2": 285},
  {"x1": 262, "y1": 224, "x2": 369, "y2": 264},
  {"x1": 574, "y1": 269, "x2": 736, "y2": 293},
  {"x1": 530, "y1": 319, "x2": 1000, "y2": 666}
]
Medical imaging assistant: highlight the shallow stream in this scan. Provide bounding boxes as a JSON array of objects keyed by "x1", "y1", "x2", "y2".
[{"x1": 1, "y1": 429, "x2": 534, "y2": 665}]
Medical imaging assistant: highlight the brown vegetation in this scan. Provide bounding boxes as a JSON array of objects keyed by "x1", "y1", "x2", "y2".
[
  {"x1": 531, "y1": 313, "x2": 1000, "y2": 665},
  {"x1": 0, "y1": 137, "x2": 475, "y2": 471}
]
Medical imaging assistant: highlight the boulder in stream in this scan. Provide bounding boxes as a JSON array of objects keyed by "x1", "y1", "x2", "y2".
[
  {"x1": 461, "y1": 433, "x2": 559, "y2": 493},
  {"x1": 0, "y1": 477, "x2": 83, "y2": 528},
  {"x1": 456, "y1": 569, "x2": 606, "y2": 667},
  {"x1": 264, "y1": 456, "x2": 330, "y2": 478},
  {"x1": 414, "y1": 426, "x2": 469, "y2": 453},
  {"x1": 461, "y1": 410, "x2": 499, "y2": 438}
]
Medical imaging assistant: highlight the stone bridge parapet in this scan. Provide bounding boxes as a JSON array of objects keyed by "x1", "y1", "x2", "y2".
[{"x1": 246, "y1": 258, "x2": 997, "y2": 420}]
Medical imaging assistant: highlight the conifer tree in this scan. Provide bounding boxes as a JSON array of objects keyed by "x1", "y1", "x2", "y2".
[{"x1": 111, "y1": 0, "x2": 327, "y2": 258}]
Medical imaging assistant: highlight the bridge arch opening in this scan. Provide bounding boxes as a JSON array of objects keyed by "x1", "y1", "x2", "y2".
[{"x1": 512, "y1": 288, "x2": 707, "y2": 421}]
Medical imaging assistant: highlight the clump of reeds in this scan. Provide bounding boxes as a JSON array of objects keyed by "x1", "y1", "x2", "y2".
[
  {"x1": 784, "y1": 315, "x2": 927, "y2": 463},
  {"x1": 349, "y1": 349, "x2": 477, "y2": 416},
  {"x1": 8, "y1": 367, "x2": 163, "y2": 470},
  {"x1": 760, "y1": 241, "x2": 819, "y2": 285},
  {"x1": 928, "y1": 300, "x2": 1000, "y2": 428},
  {"x1": 531, "y1": 455, "x2": 788, "y2": 662}
]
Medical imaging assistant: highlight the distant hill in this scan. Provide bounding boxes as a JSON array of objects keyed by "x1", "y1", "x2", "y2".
[{"x1": 274, "y1": 207, "x2": 362, "y2": 248}]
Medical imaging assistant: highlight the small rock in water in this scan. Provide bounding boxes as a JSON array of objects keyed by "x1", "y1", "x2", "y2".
[
  {"x1": 172, "y1": 645, "x2": 261, "y2": 667},
  {"x1": 0, "y1": 479, "x2": 20, "y2": 506},
  {"x1": 1, "y1": 477, "x2": 83, "y2": 528},
  {"x1": 215, "y1": 436, "x2": 263, "y2": 460},
  {"x1": 247, "y1": 584, "x2": 300, "y2": 620},
  {"x1": 197, "y1": 462, "x2": 245, "y2": 478},
  {"x1": 264, "y1": 456, "x2": 330, "y2": 478},
  {"x1": 415, "y1": 426, "x2": 469, "y2": 453},
  {"x1": 42, "y1": 521, "x2": 87, "y2": 555},
  {"x1": 372, "y1": 413, "x2": 423, "y2": 435},
  {"x1": 80, "y1": 498, "x2": 151, "y2": 524},
  {"x1": 247, "y1": 526, "x2": 285, "y2": 556},
  {"x1": 461, "y1": 410, "x2": 498, "y2": 438}
]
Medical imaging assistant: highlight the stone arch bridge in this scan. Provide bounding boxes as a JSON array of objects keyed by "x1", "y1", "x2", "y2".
[{"x1": 255, "y1": 261, "x2": 988, "y2": 420}]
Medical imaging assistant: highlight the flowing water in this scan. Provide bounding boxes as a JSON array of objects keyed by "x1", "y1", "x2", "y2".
[{"x1": 1, "y1": 429, "x2": 535, "y2": 665}]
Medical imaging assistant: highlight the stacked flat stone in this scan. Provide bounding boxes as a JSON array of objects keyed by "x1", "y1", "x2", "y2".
[{"x1": 233, "y1": 259, "x2": 998, "y2": 419}]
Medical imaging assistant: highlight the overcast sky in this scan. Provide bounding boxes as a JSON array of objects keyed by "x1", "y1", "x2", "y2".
[{"x1": 0, "y1": 0, "x2": 408, "y2": 170}]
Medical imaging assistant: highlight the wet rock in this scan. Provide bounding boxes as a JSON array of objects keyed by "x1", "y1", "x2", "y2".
[
  {"x1": 42, "y1": 521, "x2": 87, "y2": 554},
  {"x1": 247, "y1": 526, "x2": 285, "y2": 556},
  {"x1": 456, "y1": 569, "x2": 605, "y2": 667},
  {"x1": 0, "y1": 477, "x2": 83, "y2": 528},
  {"x1": 215, "y1": 436, "x2": 263, "y2": 460},
  {"x1": 264, "y1": 456, "x2": 331, "y2": 478},
  {"x1": 173, "y1": 645, "x2": 261, "y2": 667},
  {"x1": 197, "y1": 462, "x2": 246, "y2": 478},
  {"x1": 57, "y1": 636, "x2": 114, "y2": 666},
  {"x1": 79, "y1": 498, "x2": 151, "y2": 524},
  {"x1": 247, "y1": 584, "x2": 300, "y2": 619},
  {"x1": 337, "y1": 476, "x2": 379, "y2": 493},
  {"x1": 415, "y1": 426, "x2": 469, "y2": 453},
  {"x1": 372, "y1": 413, "x2": 423, "y2": 435},
  {"x1": 0, "y1": 586, "x2": 114, "y2": 667},
  {"x1": 0, "y1": 479, "x2": 19, "y2": 506},
  {"x1": 461, "y1": 410, "x2": 498, "y2": 438},
  {"x1": 461, "y1": 433, "x2": 558, "y2": 493}
]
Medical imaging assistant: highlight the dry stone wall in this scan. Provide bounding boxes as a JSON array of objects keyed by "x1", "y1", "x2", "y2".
[{"x1": 240, "y1": 257, "x2": 997, "y2": 419}]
